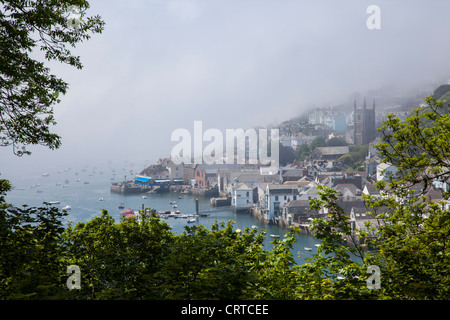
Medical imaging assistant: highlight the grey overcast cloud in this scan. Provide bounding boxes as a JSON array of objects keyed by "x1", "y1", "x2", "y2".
[{"x1": 2, "y1": 0, "x2": 450, "y2": 174}]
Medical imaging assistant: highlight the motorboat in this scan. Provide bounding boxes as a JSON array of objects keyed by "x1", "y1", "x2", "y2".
[
  {"x1": 120, "y1": 209, "x2": 133, "y2": 215},
  {"x1": 304, "y1": 247, "x2": 313, "y2": 251},
  {"x1": 48, "y1": 201, "x2": 60, "y2": 205},
  {"x1": 251, "y1": 225, "x2": 257, "y2": 229},
  {"x1": 63, "y1": 205, "x2": 71, "y2": 210},
  {"x1": 270, "y1": 234, "x2": 280, "y2": 239},
  {"x1": 118, "y1": 203, "x2": 125, "y2": 209},
  {"x1": 99, "y1": 198, "x2": 104, "y2": 201},
  {"x1": 187, "y1": 218, "x2": 197, "y2": 223}
]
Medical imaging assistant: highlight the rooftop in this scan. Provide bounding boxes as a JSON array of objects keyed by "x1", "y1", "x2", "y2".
[{"x1": 314, "y1": 146, "x2": 349, "y2": 155}]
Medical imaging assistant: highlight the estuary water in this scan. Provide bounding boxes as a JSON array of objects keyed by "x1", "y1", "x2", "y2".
[{"x1": 3, "y1": 161, "x2": 322, "y2": 265}]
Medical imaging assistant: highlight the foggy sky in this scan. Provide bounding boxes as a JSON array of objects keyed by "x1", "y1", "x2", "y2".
[{"x1": 2, "y1": 0, "x2": 450, "y2": 176}]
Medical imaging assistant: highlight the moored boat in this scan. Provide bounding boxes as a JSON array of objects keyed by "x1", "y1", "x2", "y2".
[{"x1": 120, "y1": 209, "x2": 134, "y2": 215}]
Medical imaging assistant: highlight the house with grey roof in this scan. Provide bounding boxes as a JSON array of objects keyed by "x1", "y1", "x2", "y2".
[
  {"x1": 231, "y1": 183, "x2": 255, "y2": 212},
  {"x1": 334, "y1": 183, "x2": 363, "y2": 201},
  {"x1": 349, "y1": 206, "x2": 385, "y2": 245},
  {"x1": 283, "y1": 199, "x2": 321, "y2": 225},
  {"x1": 259, "y1": 184, "x2": 300, "y2": 223},
  {"x1": 311, "y1": 146, "x2": 349, "y2": 160}
]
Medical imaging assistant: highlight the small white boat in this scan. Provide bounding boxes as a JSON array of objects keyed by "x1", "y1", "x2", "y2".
[
  {"x1": 118, "y1": 203, "x2": 125, "y2": 209},
  {"x1": 142, "y1": 196, "x2": 147, "y2": 199},
  {"x1": 270, "y1": 234, "x2": 280, "y2": 239},
  {"x1": 170, "y1": 201, "x2": 176, "y2": 204},
  {"x1": 42, "y1": 173, "x2": 50, "y2": 177},
  {"x1": 314, "y1": 244, "x2": 320, "y2": 247},
  {"x1": 251, "y1": 225, "x2": 257, "y2": 229},
  {"x1": 48, "y1": 201, "x2": 60, "y2": 205},
  {"x1": 99, "y1": 198, "x2": 104, "y2": 201},
  {"x1": 187, "y1": 218, "x2": 197, "y2": 223},
  {"x1": 63, "y1": 205, "x2": 71, "y2": 210},
  {"x1": 304, "y1": 247, "x2": 312, "y2": 251}
]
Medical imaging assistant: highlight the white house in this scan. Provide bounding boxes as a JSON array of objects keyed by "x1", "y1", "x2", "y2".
[
  {"x1": 262, "y1": 184, "x2": 299, "y2": 223},
  {"x1": 231, "y1": 183, "x2": 254, "y2": 212},
  {"x1": 376, "y1": 163, "x2": 397, "y2": 181}
]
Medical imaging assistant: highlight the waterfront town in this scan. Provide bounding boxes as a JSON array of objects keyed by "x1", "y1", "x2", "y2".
[{"x1": 110, "y1": 84, "x2": 450, "y2": 246}]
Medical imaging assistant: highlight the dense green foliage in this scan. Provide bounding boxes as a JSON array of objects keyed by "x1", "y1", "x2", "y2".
[
  {"x1": 338, "y1": 145, "x2": 368, "y2": 170},
  {"x1": 0, "y1": 0, "x2": 104, "y2": 155}
]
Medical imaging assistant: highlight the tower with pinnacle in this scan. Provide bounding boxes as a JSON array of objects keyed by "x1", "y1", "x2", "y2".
[{"x1": 353, "y1": 97, "x2": 376, "y2": 145}]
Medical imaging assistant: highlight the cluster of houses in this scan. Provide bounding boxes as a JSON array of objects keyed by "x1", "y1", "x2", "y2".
[
  {"x1": 134, "y1": 87, "x2": 450, "y2": 244},
  {"x1": 136, "y1": 147, "x2": 449, "y2": 245}
]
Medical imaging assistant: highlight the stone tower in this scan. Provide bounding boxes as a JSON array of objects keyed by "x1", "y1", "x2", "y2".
[{"x1": 353, "y1": 97, "x2": 376, "y2": 145}]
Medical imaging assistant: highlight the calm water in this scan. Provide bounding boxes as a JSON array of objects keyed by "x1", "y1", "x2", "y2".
[{"x1": 3, "y1": 161, "x2": 322, "y2": 265}]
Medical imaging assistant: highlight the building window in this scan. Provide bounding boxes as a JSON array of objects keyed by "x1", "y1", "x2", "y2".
[
  {"x1": 246, "y1": 192, "x2": 249, "y2": 197},
  {"x1": 275, "y1": 196, "x2": 279, "y2": 201}
]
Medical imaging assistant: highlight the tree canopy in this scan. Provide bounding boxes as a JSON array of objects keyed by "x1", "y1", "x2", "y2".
[{"x1": 0, "y1": 0, "x2": 104, "y2": 155}]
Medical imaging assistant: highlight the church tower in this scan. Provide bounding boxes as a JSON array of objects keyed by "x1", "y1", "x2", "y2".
[{"x1": 353, "y1": 97, "x2": 376, "y2": 145}]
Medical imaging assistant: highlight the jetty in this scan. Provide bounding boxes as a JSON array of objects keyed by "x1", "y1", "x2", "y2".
[
  {"x1": 110, "y1": 182, "x2": 147, "y2": 194},
  {"x1": 210, "y1": 196, "x2": 231, "y2": 207}
]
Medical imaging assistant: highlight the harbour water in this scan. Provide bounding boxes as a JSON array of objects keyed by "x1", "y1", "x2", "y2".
[{"x1": 3, "y1": 161, "x2": 323, "y2": 265}]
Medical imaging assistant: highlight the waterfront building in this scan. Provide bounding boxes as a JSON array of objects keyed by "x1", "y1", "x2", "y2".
[
  {"x1": 260, "y1": 184, "x2": 299, "y2": 223},
  {"x1": 231, "y1": 183, "x2": 255, "y2": 212}
]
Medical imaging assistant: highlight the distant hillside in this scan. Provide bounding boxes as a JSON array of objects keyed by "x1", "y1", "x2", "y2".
[
  {"x1": 432, "y1": 84, "x2": 450, "y2": 100},
  {"x1": 439, "y1": 91, "x2": 450, "y2": 104}
]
